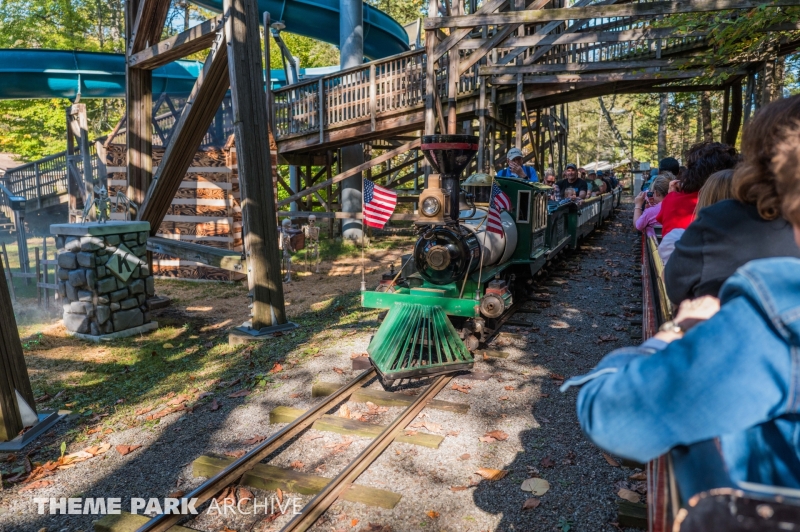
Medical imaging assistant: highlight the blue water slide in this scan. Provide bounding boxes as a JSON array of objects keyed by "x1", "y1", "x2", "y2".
[
  {"x1": 0, "y1": 50, "x2": 202, "y2": 100},
  {"x1": 0, "y1": 0, "x2": 409, "y2": 100},
  {"x1": 193, "y1": 0, "x2": 410, "y2": 60}
]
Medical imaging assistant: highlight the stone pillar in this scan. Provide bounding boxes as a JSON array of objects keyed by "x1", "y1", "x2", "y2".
[{"x1": 51, "y1": 221, "x2": 158, "y2": 341}]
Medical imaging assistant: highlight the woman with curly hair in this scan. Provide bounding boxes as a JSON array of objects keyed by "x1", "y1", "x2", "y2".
[
  {"x1": 655, "y1": 141, "x2": 740, "y2": 263},
  {"x1": 664, "y1": 96, "x2": 800, "y2": 304}
]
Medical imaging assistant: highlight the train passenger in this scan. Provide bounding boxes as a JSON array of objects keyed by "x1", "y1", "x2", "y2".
[
  {"x1": 665, "y1": 97, "x2": 800, "y2": 304},
  {"x1": 633, "y1": 175, "x2": 670, "y2": 237},
  {"x1": 556, "y1": 164, "x2": 588, "y2": 199},
  {"x1": 656, "y1": 142, "x2": 739, "y2": 264},
  {"x1": 563, "y1": 110, "x2": 800, "y2": 491},
  {"x1": 589, "y1": 179, "x2": 608, "y2": 197},
  {"x1": 497, "y1": 148, "x2": 539, "y2": 181},
  {"x1": 599, "y1": 170, "x2": 618, "y2": 190}
]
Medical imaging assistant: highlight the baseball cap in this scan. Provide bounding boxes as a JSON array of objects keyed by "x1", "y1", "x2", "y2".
[
  {"x1": 596, "y1": 170, "x2": 605, "y2": 176},
  {"x1": 566, "y1": 163, "x2": 577, "y2": 170},
  {"x1": 507, "y1": 148, "x2": 524, "y2": 160}
]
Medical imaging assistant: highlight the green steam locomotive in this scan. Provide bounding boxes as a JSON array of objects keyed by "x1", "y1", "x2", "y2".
[{"x1": 361, "y1": 135, "x2": 622, "y2": 382}]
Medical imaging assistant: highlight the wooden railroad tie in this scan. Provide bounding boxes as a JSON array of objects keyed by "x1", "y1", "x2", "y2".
[
  {"x1": 95, "y1": 513, "x2": 194, "y2": 532},
  {"x1": 311, "y1": 382, "x2": 470, "y2": 414},
  {"x1": 192, "y1": 456, "x2": 402, "y2": 508},
  {"x1": 269, "y1": 406, "x2": 445, "y2": 449}
]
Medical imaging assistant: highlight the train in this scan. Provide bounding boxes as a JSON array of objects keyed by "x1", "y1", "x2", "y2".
[{"x1": 361, "y1": 135, "x2": 623, "y2": 382}]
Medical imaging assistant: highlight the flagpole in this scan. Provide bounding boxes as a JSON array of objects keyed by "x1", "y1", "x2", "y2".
[
  {"x1": 361, "y1": 172, "x2": 366, "y2": 292},
  {"x1": 475, "y1": 178, "x2": 493, "y2": 301}
]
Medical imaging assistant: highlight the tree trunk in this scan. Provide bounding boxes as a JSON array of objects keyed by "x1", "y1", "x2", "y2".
[
  {"x1": 657, "y1": 93, "x2": 668, "y2": 160},
  {"x1": 701, "y1": 92, "x2": 713, "y2": 142},
  {"x1": 725, "y1": 79, "x2": 743, "y2": 146}
]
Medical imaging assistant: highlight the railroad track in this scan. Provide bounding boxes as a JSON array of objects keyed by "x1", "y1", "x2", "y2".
[
  {"x1": 98, "y1": 370, "x2": 455, "y2": 532},
  {"x1": 96, "y1": 260, "x2": 577, "y2": 532}
]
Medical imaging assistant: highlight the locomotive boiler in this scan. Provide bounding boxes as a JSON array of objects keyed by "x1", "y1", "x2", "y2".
[{"x1": 362, "y1": 134, "x2": 622, "y2": 381}]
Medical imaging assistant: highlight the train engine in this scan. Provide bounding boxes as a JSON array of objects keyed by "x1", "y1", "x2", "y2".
[{"x1": 362, "y1": 134, "x2": 552, "y2": 381}]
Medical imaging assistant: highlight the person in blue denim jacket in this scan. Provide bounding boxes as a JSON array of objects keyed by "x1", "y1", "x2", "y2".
[{"x1": 561, "y1": 99, "x2": 800, "y2": 490}]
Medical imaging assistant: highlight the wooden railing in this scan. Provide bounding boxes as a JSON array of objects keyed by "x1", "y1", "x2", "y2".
[
  {"x1": 272, "y1": 48, "x2": 489, "y2": 141},
  {"x1": 1, "y1": 143, "x2": 101, "y2": 215}
]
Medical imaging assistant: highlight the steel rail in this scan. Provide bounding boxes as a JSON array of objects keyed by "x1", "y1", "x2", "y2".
[
  {"x1": 135, "y1": 368, "x2": 377, "y2": 532},
  {"x1": 280, "y1": 374, "x2": 453, "y2": 532}
]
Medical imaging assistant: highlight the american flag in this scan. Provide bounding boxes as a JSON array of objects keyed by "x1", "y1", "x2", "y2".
[
  {"x1": 487, "y1": 182, "x2": 511, "y2": 236},
  {"x1": 363, "y1": 178, "x2": 398, "y2": 229}
]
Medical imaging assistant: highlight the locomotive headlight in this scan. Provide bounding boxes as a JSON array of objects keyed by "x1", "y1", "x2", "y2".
[{"x1": 422, "y1": 197, "x2": 441, "y2": 216}]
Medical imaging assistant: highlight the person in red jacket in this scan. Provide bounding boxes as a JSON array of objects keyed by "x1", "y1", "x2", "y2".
[{"x1": 656, "y1": 143, "x2": 739, "y2": 263}]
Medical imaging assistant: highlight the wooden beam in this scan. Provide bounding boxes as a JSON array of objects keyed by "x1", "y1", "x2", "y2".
[
  {"x1": 137, "y1": 29, "x2": 229, "y2": 231},
  {"x1": 424, "y1": 0, "x2": 800, "y2": 29},
  {"x1": 0, "y1": 255, "x2": 35, "y2": 441},
  {"x1": 129, "y1": 0, "x2": 171, "y2": 55},
  {"x1": 129, "y1": 16, "x2": 224, "y2": 70},
  {"x1": 456, "y1": 0, "x2": 550, "y2": 76},
  {"x1": 431, "y1": 0, "x2": 509, "y2": 62},
  {"x1": 225, "y1": 0, "x2": 286, "y2": 330},
  {"x1": 489, "y1": 68, "x2": 746, "y2": 84},
  {"x1": 481, "y1": 58, "x2": 694, "y2": 75},
  {"x1": 146, "y1": 236, "x2": 245, "y2": 272},
  {"x1": 277, "y1": 138, "x2": 421, "y2": 207},
  {"x1": 458, "y1": 27, "x2": 699, "y2": 49}
]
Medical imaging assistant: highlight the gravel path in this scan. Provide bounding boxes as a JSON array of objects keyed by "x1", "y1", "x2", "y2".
[{"x1": 2, "y1": 200, "x2": 644, "y2": 532}]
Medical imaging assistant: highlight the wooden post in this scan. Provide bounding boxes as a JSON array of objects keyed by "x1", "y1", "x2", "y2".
[
  {"x1": 1, "y1": 243, "x2": 16, "y2": 302},
  {"x1": 34, "y1": 163, "x2": 42, "y2": 211},
  {"x1": 369, "y1": 63, "x2": 377, "y2": 132},
  {"x1": 478, "y1": 77, "x2": 486, "y2": 171},
  {"x1": 126, "y1": 0, "x2": 153, "y2": 211},
  {"x1": 515, "y1": 73, "x2": 523, "y2": 149},
  {"x1": 225, "y1": 0, "x2": 287, "y2": 330},
  {"x1": 35, "y1": 247, "x2": 41, "y2": 308},
  {"x1": 42, "y1": 237, "x2": 49, "y2": 310},
  {"x1": 0, "y1": 252, "x2": 36, "y2": 441},
  {"x1": 424, "y1": 0, "x2": 438, "y2": 135}
]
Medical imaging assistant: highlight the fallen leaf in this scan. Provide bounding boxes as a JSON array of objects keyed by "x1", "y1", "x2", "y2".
[
  {"x1": 450, "y1": 486, "x2": 468, "y2": 491},
  {"x1": 504, "y1": 386, "x2": 515, "y2": 391},
  {"x1": 459, "y1": 453, "x2": 470, "y2": 460},
  {"x1": 498, "y1": 396, "x2": 509, "y2": 401},
  {"x1": 522, "y1": 497, "x2": 541, "y2": 510},
  {"x1": 289, "y1": 460, "x2": 304, "y2": 469},
  {"x1": 540, "y1": 456, "x2": 555, "y2": 468},
  {"x1": 289, "y1": 393, "x2": 302, "y2": 399},
  {"x1": 539, "y1": 393, "x2": 550, "y2": 398},
  {"x1": 276, "y1": 487, "x2": 283, "y2": 503},
  {"x1": 243, "y1": 435, "x2": 266, "y2": 445},
  {"x1": 404, "y1": 430, "x2": 418, "y2": 436},
  {"x1": 351, "y1": 518, "x2": 359, "y2": 526},
  {"x1": 225, "y1": 450, "x2": 246, "y2": 458},
  {"x1": 618, "y1": 488, "x2": 640, "y2": 503},
  {"x1": 325, "y1": 438, "x2": 353, "y2": 454},
  {"x1": 135, "y1": 406, "x2": 154, "y2": 416},
  {"x1": 629, "y1": 471, "x2": 647, "y2": 481},
  {"x1": 116, "y1": 444, "x2": 142, "y2": 456},
  {"x1": 210, "y1": 399, "x2": 221, "y2": 411},
  {"x1": 19, "y1": 479, "x2": 53, "y2": 492},
  {"x1": 447, "y1": 430, "x2": 460, "y2": 437},
  {"x1": 238, "y1": 487, "x2": 254, "y2": 504},
  {"x1": 426, "y1": 510, "x2": 439, "y2": 519},
  {"x1": 597, "y1": 334, "x2": 619, "y2": 344},
  {"x1": 333, "y1": 367, "x2": 345, "y2": 374},
  {"x1": 602, "y1": 453, "x2": 620, "y2": 467},
  {"x1": 451, "y1": 383, "x2": 471, "y2": 394},
  {"x1": 548, "y1": 372, "x2": 566, "y2": 381},
  {"x1": 484, "y1": 430, "x2": 508, "y2": 441},
  {"x1": 562, "y1": 450, "x2": 577, "y2": 465},
  {"x1": 228, "y1": 389, "x2": 250, "y2": 398},
  {"x1": 86, "y1": 427, "x2": 102, "y2": 435},
  {"x1": 520, "y1": 478, "x2": 550, "y2": 495},
  {"x1": 104, "y1": 428, "x2": 113, "y2": 434},
  {"x1": 479, "y1": 436, "x2": 496, "y2": 443},
  {"x1": 475, "y1": 468, "x2": 508, "y2": 481},
  {"x1": 338, "y1": 404, "x2": 351, "y2": 419},
  {"x1": 269, "y1": 363, "x2": 283, "y2": 374}
]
